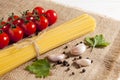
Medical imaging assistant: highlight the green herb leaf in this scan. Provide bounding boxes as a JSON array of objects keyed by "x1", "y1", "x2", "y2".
[
  {"x1": 26, "y1": 59, "x2": 51, "y2": 78},
  {"x1": 85, "y1": 37, "x2": 94, "y2": 47},
  {"x1": 85, "y1": 34, "x2": 110, "y2": 48}
]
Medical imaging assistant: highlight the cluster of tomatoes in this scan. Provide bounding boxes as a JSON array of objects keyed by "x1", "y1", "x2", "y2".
[{"x1": 0, "y1": 6, "x2": 57, "y2": 49}]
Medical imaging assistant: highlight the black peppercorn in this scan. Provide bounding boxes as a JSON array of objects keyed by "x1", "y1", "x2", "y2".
[
  {"x1": 86, "y1": 57, "x2": 89, "y2": 59},
  {"x1": 80, "y1": 69, "x2": 86, "y2": 73},
  {"x1": 80, "y1": 41, "x2": 83, "y2": 44},
  {"x1": 62, "y1": 60, "x2": 68, "y2": 66},
  {"x1": 75, "y1": 43, "x2": 79, "y2": 46},
  {"x1": 72, "y1": 58, "x2": 77, "y2": 61},
  {"x1": 66, "y1": 64, "x2": 70, "y2": 67},
  {"x1": 91, "y1": 60, "x2": 93, "y2": 63},
  {"x1": 78, "y1": 56, "x2": 82, "y2": 59},
  {"x1": 65, "y1": 67, "x2": 70, "y2": 72},
  {"x1": 57, "y1": 60, "x2": 62, "y2": 64},
  {"x1": 52, "y1": 63, "x2": 57, "y2": 67},
  {"x1": 72, "y1": 72, "x2": 75, "y2": 75},
  {"x1": 62, "y1": 51, "x2": 66, "y2": 54},
  {"x1": 64, "y1": 46, "x2": 68, "y2": 49}
]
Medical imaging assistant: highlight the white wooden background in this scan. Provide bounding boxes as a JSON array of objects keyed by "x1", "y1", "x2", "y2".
[{"x1": 52, "y1": 0, "x2": 120, "y2": 21}]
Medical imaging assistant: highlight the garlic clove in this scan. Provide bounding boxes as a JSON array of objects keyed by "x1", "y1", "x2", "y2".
[
  {"x1": 57, "y1": 54, "x2": 66, "y2": 60},
  {"x1": 71, "y1": 43, "x2": 86, "y2": 55},
  {"x1": 47, "y1": 54, "x2": 66, "y2": 62},
  {"x1": 47, "y1": 55, "x2": 57, "y2": 62},
  {"x1": 75, "y1": 59, "x2": 91, "y2": 67}
]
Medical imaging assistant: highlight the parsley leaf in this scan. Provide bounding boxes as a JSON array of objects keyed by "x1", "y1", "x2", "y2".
[
  {"x1": 26, "y1": 59, "x2": 51, "y2": 78},
  {"x1": 85, "y1": 34, "x2": 110, "y2": 48}
]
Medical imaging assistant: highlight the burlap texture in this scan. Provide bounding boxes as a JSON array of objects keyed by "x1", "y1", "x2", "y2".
[{"x1": 0, "y1": 0, "x2": 120, "y2": 80}]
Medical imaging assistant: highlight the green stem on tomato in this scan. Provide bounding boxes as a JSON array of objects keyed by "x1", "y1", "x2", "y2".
[
  {"x1": 25, "y1": 10, "x2": 29, "y2": 15},
  {"x1": 0, "y1": 29, "x2": 3, "y2": 34},
  {"x1": 8, "y1": 13, "x2": 15, "y2": 22},
  {"x1": 35, "y1": 16, "x2": 40, "y2": 21},
  {"x1": 33, "y1": 10, "x2": 38, "y2": 15},
  {"x1": 11, "y1": 13, "x2": 14, "y2": 22},
  {"x1": 21, "y1": 10, "x2": 29, "y2": 24},
  {"x1": 11, "y1": 25, "x2": 16, "y2": 28},
  {"x1": 0, "y1": 18, "x2": 4, "y2": 26},
  {"x1": 0, "y1": 25, "x2": 3, "y2": 28},
  {"x1": 0, "y1": 18, "x2": 4, "y2": 23},
  {"x1": 7, "y1": 21, "x2": 16, "y2": 29}
]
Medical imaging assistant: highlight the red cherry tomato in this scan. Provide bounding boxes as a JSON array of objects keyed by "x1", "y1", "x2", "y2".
[
  {"x1": 0, "y1": 21, "x2": 6, "y2": 25},
  {"x1": 26, "y1": 16, "x2": 35, "y2": 21},
  {"x1": 25, "y1": 11, "x2": 33, "y2": 20},
  {"x1": 0, "y1": 30, "x2": 9, "y2": 49},
  {"x1": 34, "y1": 16, "x2": 48, "y2": 31},
  {"x1": 22, "y1": 11, "x2": 35, "y2": 21},
  {"x1": 8, "y1": 26, "x2": 23, "y2": 43},
  {"x1": 20, "y1": 21, "x2": 36, "y2": 36},
  {"x1": 26, "y1": 12, "x2": 33, "y2": 17},
  {"x1": 32, "y1": 7, "x2": 45, "y2": 16},
  {"x1": 45, "y1": 10, "x2": 57, "y2": 25},
  {"x1": 0, "y1": 21, "x2": 10, "y2": 32},
  {"x1": 13, "y1": 18, "x2": 24, "y2": 26}
]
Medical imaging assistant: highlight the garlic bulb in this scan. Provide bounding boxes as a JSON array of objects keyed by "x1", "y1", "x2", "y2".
[
  {"x1": 47, "y1": 54, "x2": 66, "y2": 62},
  {"x1": 71, "y1": 43, "x2": 86, "y2": 55},
  {"x1": 75, "y1": 59, "x2": 91, "y2": 67}
]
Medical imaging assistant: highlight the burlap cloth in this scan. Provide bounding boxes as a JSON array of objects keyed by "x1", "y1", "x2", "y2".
[{"x1": 0, "y1": 0, "x2": 120, "y2": 80}]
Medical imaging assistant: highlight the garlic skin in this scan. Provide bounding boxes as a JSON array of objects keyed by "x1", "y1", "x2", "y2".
[
  {"x1": 71, "y1": 43, "x2": 86, "y2": 55},
  {"x1": 75, "y1": 59, "x2": 91, "y2": 67},
  {"x1": 47, "y1": 54, "x2": 66, "y2": 62}
]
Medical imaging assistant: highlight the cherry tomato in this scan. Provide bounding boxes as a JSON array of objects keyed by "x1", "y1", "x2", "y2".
[
  {"x1": 26, "y1": 16, "x2": 35, "y2": 21},
  {"x1": 0, "y1": 21, "x2": 10, "y2": 32},
  {"x1": 7, "y1": 13, "x2": 19, "y2": 22},
  {"x1": 45, "y1": 10, "x2": 57, "y2": 25},
  {"x1": 32, "y1": 7, "x2": 45, "y2": 16},
  {"x1": 26, "y1": 12, "x2": 33, "y2": 17},
  {"x1": 0, "y1": 29, "x2": 9, "y2": 49},
  {"x1": 0, "y1": 21, "x2": 6, "y2": 25},
  {"x1": 34, "y1": 16, "x2": 48, "y2": 31},
  {"x1": 13, "y1": 18, "x2": 24, "y2": 26},
  {"x1": 20, "y1": 21, "x2": 36, "y2": 36},
  {"x1": 22, "y1": 11, "x2": 35, "y2": 21},
  {"x1": 8, "y1": 26, "x2": 23, "y2": 43}
]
